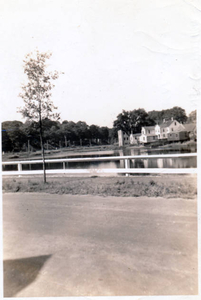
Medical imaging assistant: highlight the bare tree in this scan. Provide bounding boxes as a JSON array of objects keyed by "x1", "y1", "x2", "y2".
[{"x1": 18, "y1": 50, "x2": 61, "y2": 183}]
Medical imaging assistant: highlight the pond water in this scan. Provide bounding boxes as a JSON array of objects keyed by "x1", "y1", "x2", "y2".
[{"x1": 3, "y1": 147, "x2": 197, "y2": 171}]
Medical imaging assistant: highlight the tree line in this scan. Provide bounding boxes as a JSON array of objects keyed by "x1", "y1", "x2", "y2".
[
  {"x1": 113, "y1": 107, "x2": 196, "y2": 136},
  {"x1": 2, "y1": 107, "x2": 196, "y2": 153},
  {"x1": 2, "y1": 119, "x2": 112, "y2": 152}
]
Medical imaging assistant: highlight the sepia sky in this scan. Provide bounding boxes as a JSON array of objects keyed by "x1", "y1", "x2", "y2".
[{"x1": 0, "y1": 0, "x2": 201, "y2": 127}]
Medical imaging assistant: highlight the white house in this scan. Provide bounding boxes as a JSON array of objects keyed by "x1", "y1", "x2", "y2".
[
  {"x1": 158, "y1": 119, "x2": 185, "y2": 139},
  {"x1": 130, "y1": 133, "x2": 141, "y2": 145},
  {"x1": 118, "y1": 118, "x2": 188, "y2": 146},
  {"x1": 139, "y1": 126, "x2": 158, "y2": 143},
  {"x1": 139, "y1": 119, "x2": 186, "y2": 144}
]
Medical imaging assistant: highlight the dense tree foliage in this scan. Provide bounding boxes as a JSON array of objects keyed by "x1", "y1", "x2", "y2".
[
  {"x1": 2, "y1": 121, "x2": 26, "y2": 152},
  {"x1": 2, "y1": 119, "x2": 111, "y2": 152},
  {"x1": 2, "y1": 128, "x2": 12, "y2": 152},
  {"x1": 148, "y1": 106, "x2": 187, "y2": 124},
  {"x1": 113, "y1": 109, "x2": 155, "y2": 135},
  {"x1": 187, "y1": 110, "x2": 196, "y2": 123},
  {"x1": 99, "y1": 127, "x2": 109, "y2": 143}
]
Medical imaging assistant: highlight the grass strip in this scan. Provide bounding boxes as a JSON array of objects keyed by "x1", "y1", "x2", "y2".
[{"x1": 2, "y1": 175, "x2": 197, "y2": 199}]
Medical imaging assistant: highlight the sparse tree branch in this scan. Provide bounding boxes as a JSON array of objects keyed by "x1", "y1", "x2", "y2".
[{"x1": 18, "y1": 50, "x2": 62, "y2": 183}]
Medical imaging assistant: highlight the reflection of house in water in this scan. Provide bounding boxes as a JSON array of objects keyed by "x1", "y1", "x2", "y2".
[{"x1": 157, "y1": 158, "x2": 163, "y2": 168}]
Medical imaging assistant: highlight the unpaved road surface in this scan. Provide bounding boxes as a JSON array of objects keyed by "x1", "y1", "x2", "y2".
[{"x1": 3, "y1": 193, "x2": 197, "y2": 297}]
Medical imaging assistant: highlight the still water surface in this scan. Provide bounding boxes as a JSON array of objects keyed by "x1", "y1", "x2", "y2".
[{"x1": 15, "y1": 148, "x2": 197, "y2": 171}]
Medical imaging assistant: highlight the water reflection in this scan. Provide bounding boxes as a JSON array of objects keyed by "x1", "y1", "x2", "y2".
[
  {"x1": 3, "y1": 147, "x2": 197, "y2": 172},
  {"x1": 127, "y1": 156, "x2": 196, "y2": 169}
]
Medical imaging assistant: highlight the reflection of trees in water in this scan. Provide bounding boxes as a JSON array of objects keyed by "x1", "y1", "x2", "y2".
[
  {"x1": 133, "y1": 159, "x2": 144, "y2": 168},
  {"x1": 157, "y1": 159, "x2": 164, "y2": 168},
  {"x1": 89, "y1": 162, "x2": 117, "y2": 169},
  {"x1": 11, "y1": 151, "x2": 197, "y2": 172}
]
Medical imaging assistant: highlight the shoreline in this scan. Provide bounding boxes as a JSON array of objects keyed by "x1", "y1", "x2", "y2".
[{"x1": 2, "y1": 140, "x2": 197, "y2": 162}]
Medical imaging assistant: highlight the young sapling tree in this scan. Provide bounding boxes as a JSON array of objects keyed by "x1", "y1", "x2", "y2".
[{"x1": 18, "y1": 50, "x2": 61, "y2": 183}]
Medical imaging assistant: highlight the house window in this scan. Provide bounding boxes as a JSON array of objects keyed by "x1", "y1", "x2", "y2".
[
  {"x1": 153, "y1": 136, "x2": 155, "y2": 140},
  {"x1": 175, "y1": 122, "x2": 176, "y2": 126},
  {"x1": 148, "y1": 130, "x2": 150, "y2": 134},
  {"x1": 169, "y1": 134, "x2": 172, "y2": 137},
  {"x1": 172, "y1": 128, "x2": 173, "y2": 131},
  {"x1": 163, "y1": 134, "x2": 165, "y2": 137},
  {"x1": 143, "y1": 137, "x2": 145, "y2": 141},
  {"x1": 163, "y1": 129, "x2": 165, "y2": 132}
]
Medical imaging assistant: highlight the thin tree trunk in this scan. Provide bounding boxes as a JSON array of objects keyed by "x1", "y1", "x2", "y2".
[
  {"x1": 39, "y1": 129, "x2": 46, "y2": 183},
  {"x1": 64, "y1": 135, "x2": 67, "y2": 147},
  {"x1": 39, "y1": 115, "x2": 46, "y2": 183}
]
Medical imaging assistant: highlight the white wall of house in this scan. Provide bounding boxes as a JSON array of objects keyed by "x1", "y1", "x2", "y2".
[
  {"x1": 141, "y1": 127, "x2": 155, "y2": 136},
  {"x1": 169, "y1": 120, "x2": 185, "y2": 132},
  {"x1": 155, "y1": 125, "x2": 160, "y2": 137},
  {"x1": 118, "y1": 130, "x2": 124, "y2": 146},
  {"x1": 160, "y1": 127, "x2": 168, "y2": 139},
  {"x1": 130, "y1": 134, "x2": 140, "y2": 145},
  {"x1": 159, "y1": 120, "x2": 185, "y2": 139},
  {"x1": 139, "y1": 127, "x2": 157, "y2": 143},
  {"x1": 139, "y1": 134, "x2": 147, "y2": 143}
]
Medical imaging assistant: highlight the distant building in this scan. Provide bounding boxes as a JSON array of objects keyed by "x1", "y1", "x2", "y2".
[
  {"x1": 130, "y1": 133, "x2": 141, "y2": 145},
  {"x1": 156, "y1": 119, "x2": 185, "y2": 140},
  {"x1": 118, "y1": 118, "x2": 191, "y2": 146},
  {"x1": 167, "y1": 131, "x2": 189, "y2": 142},
  {"x1": 118, "y1": 130, "x2": 140, "y2": 146},
  {"x1": 118, "y1": 130, "x2": 130, "y2": 146},
  {"x1": 139, "y1": 126, "x2": 157, "y2": 143},
  {"x1": 139, "y1": 118, "x2": 188, "y2": 144}
]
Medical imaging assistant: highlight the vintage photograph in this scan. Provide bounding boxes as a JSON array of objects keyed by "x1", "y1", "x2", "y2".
[{"x1": 1, "y1": 0, "x2": 200, "y2": 298}]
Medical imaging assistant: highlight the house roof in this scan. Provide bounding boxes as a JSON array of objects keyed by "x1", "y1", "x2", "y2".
[
  {"x1": 159, "y1": 120, "x2": 174, "y2": 128},
  {"x1": 131, "y1": 133, "x2": 141, "y2": 137},
  {"x1": 184, "y1": 123, "x2": 196, "y2": 132},
  {"x1": 143, "y1": 126, "x2": 155, "y2": 130}
]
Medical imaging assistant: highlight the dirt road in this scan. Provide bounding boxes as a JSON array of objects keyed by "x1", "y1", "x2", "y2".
[{"x1": 3, "y1": 193, "x2": 197, "y2": 297}]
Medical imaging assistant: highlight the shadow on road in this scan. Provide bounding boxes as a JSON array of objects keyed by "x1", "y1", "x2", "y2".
[{"x1": 3, "y1": 254, "x2": 51, "y2": 297}]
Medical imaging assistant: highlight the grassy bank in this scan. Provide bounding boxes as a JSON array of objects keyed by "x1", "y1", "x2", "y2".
[{"x1": 2, "y1": 175, "x2": 197, "y2": 199}]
